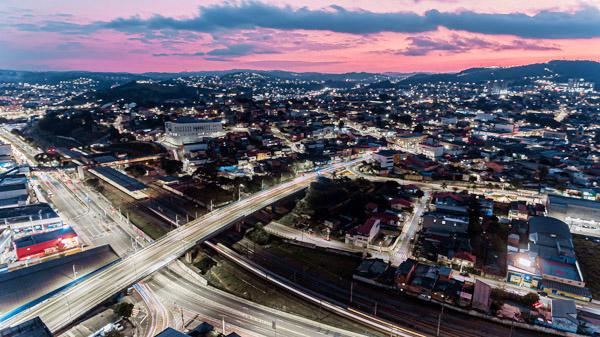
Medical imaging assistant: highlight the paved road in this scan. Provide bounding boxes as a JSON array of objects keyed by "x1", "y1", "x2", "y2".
[
  {"x1": 147, "y1": 264, "x2": 368, "y2": 337},
  {"x1": 1, "y1": 158, "x2": 375, "y2": 335},
  {"x1": 390, "y1": 190, "x2": 430, "y2": 266},
  {"x1": 2, "y1": 129, "x2": 139, "y2": 257}
]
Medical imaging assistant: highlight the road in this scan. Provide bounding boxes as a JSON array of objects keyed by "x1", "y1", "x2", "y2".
[
  {"x1": 1, "y1": 158, "x2": 382, "y2": 335},
  {"x1": 390, "y1": 190, "x2": 430, "y2": 266},
  {"x1": 1, "y1": 129, "x2": 141, "y2": 257},
  {"x1": 146, "y1": 264, "x2": 367, "y2": 337}
]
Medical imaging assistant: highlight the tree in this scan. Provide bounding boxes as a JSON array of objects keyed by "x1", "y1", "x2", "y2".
[
  {"x1": 104, "y1": 330, "x2": 124, "y2": 337},
  {"x1": 555, "y1": 184, "x2": 566, "y2": 193},
  {"x1": 125, "y1": 165, "x2": 147, "y2": 177},
  {"x1": 338, "y1": 120, "x2": 345, "y2": 130},
  {"x1": 415, "y1": 190, "x2": 425, "y2": 199},
  {"x1": 538, "y1": 166, "x2": 549, "y2": 182},
  {"x1": 160, "y1": 158, "x2": 183, "y2": 175},
  {"x1": 114, "y1": 302, "x2": 134, "y2": 318},
  {"x1": 521, "y1": 292, "x2": 540, "y2": 307},
  {"x1": 509, "y1": 178, "x2": 523, "y2": 190},
  {"x1": 246, "y1": 222, "x2": 271, "y2": 245},
  {"x1": 413, "y1": 123, "x2": 424, "y2": 134}
]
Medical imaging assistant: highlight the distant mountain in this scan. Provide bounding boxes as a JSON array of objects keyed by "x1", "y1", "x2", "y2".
[
  {"x1": 66, "y1": 81, "x2": 215, "y2": 106},
  {"x1": 0, "y1": 69, "x2": 146, "y2": 88},
  {"x1": 1, "y1": 60, "x2": 598, "y2": 89},
  {"x1": 400, "y1": 60, "x2": 600, "y2": 87}
]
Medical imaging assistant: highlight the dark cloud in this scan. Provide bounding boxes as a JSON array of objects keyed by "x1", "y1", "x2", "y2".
[
  {"x1": 204, "y1": 57, "x2": 231, "y2": 62},
  {"x1": 18, "y1": 2, "x2": 600, "y2": 39},
  {"x1": 395, "y1": 35, "x2": 561, "y2": 56},
  {"x1": 152, "y1": 44, "x2": 278, "y2": 58}
]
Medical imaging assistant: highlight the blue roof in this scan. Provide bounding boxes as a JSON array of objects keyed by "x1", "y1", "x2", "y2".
[
  {"x1": 93, "y1": 167, "x2": 148, "y2": 191},
  {"x1": 539, "y1": 257, "x2": 581, "y2": 282}
]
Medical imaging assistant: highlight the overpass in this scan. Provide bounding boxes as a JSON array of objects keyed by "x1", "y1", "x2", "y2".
[{"x1": 0, "y1": 158, "x2": 367, "y2": 333}]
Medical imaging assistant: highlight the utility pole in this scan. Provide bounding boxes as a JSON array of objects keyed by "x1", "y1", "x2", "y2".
[
  {"x1": 436, "y1": 303, "x2": 444, "y2": 337},
  {"x1": 180, "y1": 305, "x2": 184, "y2": 330},
  {"x1": 222, "y1": 316, "x2": 226, "y2": 335},
  {"x1": 374, "y1": 302, "x2": 378, "y2": 316},
  {"x1": 73, "y1": 264, "x2": 77, "y2": 280},
  {"x1": 350, "y1": 282, "x2": 353, "y2": 303}
]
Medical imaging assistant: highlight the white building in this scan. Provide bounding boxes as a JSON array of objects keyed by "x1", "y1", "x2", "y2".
[
  {"x1": 418, "y1": 143, "x2": 444, "y2": 159},
  {"x1": 165, "y1": 117, "x2": 223, "y2": 146}
]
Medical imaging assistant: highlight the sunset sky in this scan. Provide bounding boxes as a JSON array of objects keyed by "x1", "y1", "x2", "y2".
[{"x1": 1, "y1": 0, "x2": 599, "y2": 73}]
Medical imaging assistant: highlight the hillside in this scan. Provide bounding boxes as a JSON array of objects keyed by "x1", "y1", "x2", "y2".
[{"x1": 400, "y1": 60, "x2": 600, "y2": 87}]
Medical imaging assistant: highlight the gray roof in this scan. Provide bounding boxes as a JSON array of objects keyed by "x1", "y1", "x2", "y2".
[
  {"x1": 0, "y1": 245, "x2": 118, "y2": 315},
  {"x1": 529, "y1": 216, "x2": 571, "y2": 239},
  {"x1": 548, "y1": 194, "x2": 600, "y2": 210},
  {"x1": 551, "y1": 298, "x2": 578, "y2": 324},
  {"x1": 0, "y1": 317, "x2": 52, "y2": 337},
  {"x1": 0, "y1": 203, "x2": 58, "y2": 224},
  {"x1": 155, "y1": 328, "x2": 187, "y2": 337}
]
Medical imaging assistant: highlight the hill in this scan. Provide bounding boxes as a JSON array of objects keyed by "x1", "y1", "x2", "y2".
[{"x1": 400, "y1": 60, "x2": 600, "y2": 87}]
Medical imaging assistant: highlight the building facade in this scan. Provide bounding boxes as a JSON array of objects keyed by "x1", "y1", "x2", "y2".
[{"x1": 165, "y1": 117, "x2": 223, "y2": 146}]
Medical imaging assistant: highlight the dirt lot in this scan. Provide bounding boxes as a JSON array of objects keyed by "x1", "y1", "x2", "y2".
[{"x1": 573, "y1": 234, "x2": 600, "y2": 298}]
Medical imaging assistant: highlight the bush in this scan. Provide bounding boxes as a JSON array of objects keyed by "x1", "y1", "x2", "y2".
[
  {"x1": 125, "y1": 165, "x2": 147, "y2": 177},
  {"x1": 246, "y1": 222, "x2": 271, "y2": 245},
  {"x1": 521, "y1": 292, "x2": 540, "y2": 307}
]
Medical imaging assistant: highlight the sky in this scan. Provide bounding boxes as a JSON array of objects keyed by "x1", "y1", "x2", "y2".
[{"x1": 1, "y1": 0, "x2": 599, "y2": 73}]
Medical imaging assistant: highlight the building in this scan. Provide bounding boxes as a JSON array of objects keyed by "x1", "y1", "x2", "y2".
[
  {"x1": 345, "y1": 218, "x2": 380, "y2": 247},
  {"x1": 551, "y1": 299, "x2": 578, "y2": 333},
  {"x1": 507, "y1": 216, "x2": 592, "y2": 301},
  {"x1": 165, "y1": 117, "x2": 223, "y2": 146},
  {"x1": 0, "y1": 317, "x2": 53, "y2": 337},
  {"x1": 471, "y1": 280, "x2": 492, "y2": 312},
  {"x1": 422, "y1": 212, "x2": 469, "y2": 234},
  {"x1": 13, "y1": 227, "x2": 78, "y2": 260},
  {"x1": 0, "y1": 183, "x2": 28, "y2": 201},
  {"x1": 0, "y1": 203, "x2": 63, "y2": 236},
  {"x1": 547, "y1": 194, "x2": 600, "y2": 228},
  {"x1": 372, "y1": 150, "x2": 403, "y2": 170},
  {"x1": 418, "y1": 143, "x2": 443, "y2": 159}
]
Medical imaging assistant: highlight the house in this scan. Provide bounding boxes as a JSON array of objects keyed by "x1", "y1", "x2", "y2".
[
  {"x1": 389, "y1": 198, "x2": 411, "y2": 211},
  {"x1": 395, "y1": 258, "x2": 417, "y2": 288},
  {"x1": 551, "y1": 299, "x2": 578, "y2": 333},
  {"x1": 365, "y1": 202, "x2": 378, "y2": 213},
  {"x1": 452, "y1": 251, "x2": 476, "y2": 269},
  {"x1": 508, "y1": 201, "x2": 529, "y2": 220},
  {"x1": 422, "y1": 212, "x2": 469, "y2": 234},
  {"x1": 345, "y1": 218, "x2": 380, "y2": 248}
]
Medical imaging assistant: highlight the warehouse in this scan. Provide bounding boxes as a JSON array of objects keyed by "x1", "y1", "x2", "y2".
[{"x1": 13, "y1": 227, "x2": 78, "y2": 261}]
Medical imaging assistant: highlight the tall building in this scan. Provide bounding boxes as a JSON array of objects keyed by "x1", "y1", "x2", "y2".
[{"x1": 165, "y1": 116, "x2": 223, "y2": 146}]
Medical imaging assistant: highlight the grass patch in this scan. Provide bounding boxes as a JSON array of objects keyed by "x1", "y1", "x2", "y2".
[
  {"x1": 96, "y1": 180, "x2": 168, "y2": 240},
  {"x1": 191, "y1": 250, "x2": 382, "y2": 336},
  {"x1": 573, "y1": 234, "x2": 600, "y2": 299},
  {"x1": 278, "y1": 213, "x2": 302, "y2": 227},
  {"x1": 265, "y1": 239, "x2": 361, "y2": 279}
]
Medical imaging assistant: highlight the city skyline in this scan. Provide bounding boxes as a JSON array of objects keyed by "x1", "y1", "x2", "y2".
[{"x1": 1, "y1": 0, "x2": 599, "y2": 73}]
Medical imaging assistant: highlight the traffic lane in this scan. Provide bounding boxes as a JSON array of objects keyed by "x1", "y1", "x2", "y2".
[
  {"x1": 3, "y1": 163, "x2": 354, "y2": 331},
  {"x1": 151, "y1": 270, "x2": 353, "y2": 337}
]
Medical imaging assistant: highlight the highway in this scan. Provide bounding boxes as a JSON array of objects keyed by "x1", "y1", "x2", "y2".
[
  {"x1": 1, "y1": 129, "x2": 140, "y2": 256},
  {"x1": 0, "y1": 158, "x2": 376, "y2": 334},
  {"x1": 146, "y1": 264, "x2": 367, "y2": 337}
]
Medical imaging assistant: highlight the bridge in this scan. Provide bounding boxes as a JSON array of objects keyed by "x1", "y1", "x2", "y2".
[{"x1": 0, "y1": 158, "x2": 365, "y2": 333}]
